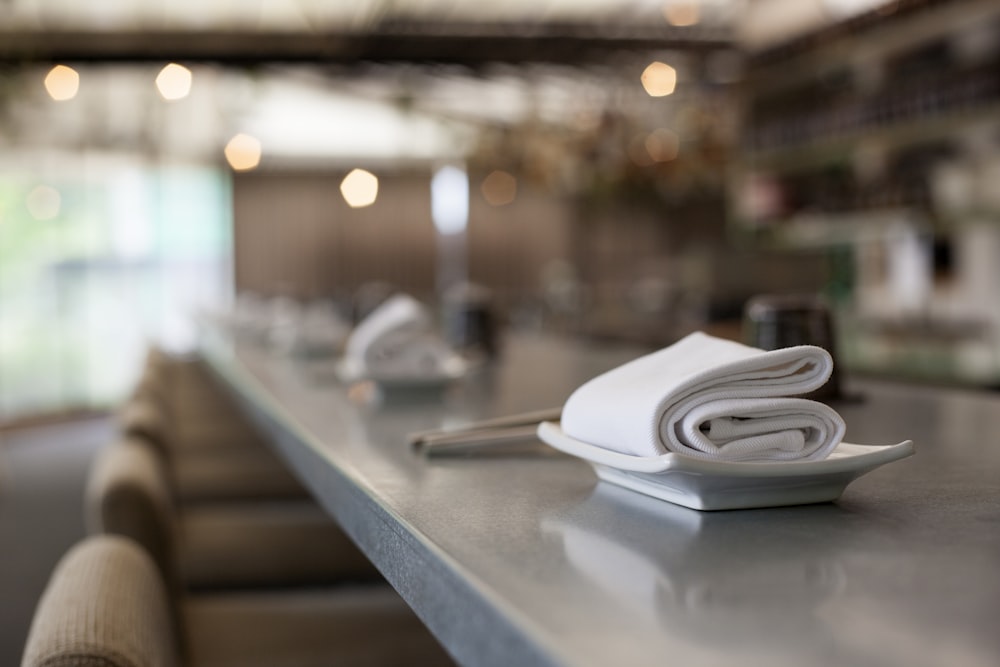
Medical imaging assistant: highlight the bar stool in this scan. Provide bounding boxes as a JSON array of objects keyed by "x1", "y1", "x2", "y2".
[
  {"x1": 21, "y1": 534, "x2": 455, "y2": 667},
  {"x1": 86, "y1": 435, "x2": 381, "y2": 591},
  {"x1": 121, "y1": 350, "x2": 309, "y2": 504}
]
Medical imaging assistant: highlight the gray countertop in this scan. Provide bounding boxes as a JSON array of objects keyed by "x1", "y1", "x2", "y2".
[{"x1": 200, "y1": 329, "x2": 1000, "y2": 667}]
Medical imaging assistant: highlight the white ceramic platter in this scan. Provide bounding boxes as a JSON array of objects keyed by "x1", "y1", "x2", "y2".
[{"x1": 536, "y1": 421, "x2": 914, "y2": 511}]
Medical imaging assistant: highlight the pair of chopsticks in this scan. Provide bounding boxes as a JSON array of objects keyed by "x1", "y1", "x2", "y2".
[{"x1": 409, "y1": 407, "x2": 562, "y2": 456}]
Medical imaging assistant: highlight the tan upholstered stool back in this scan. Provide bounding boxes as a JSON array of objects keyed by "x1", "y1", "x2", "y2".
[{"x1": 21, "y1": 535, "x2": 179, "y2": 667}]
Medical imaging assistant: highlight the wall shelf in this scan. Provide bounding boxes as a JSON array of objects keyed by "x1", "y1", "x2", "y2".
[{"x1": 732, "y1": 0, "x2": 1000, "y2": 232}]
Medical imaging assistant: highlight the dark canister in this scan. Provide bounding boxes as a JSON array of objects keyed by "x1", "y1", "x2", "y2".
[
  {"x1": 443, "y1": 282, "x2": 500, "y2": 359},
  {"x1": 743, "y1": 293, "x2": 842, "y2": 401}
]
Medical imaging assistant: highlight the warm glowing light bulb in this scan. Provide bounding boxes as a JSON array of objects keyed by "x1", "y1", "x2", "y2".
[
  {"x1": 663, "y1": 1, "x2": 700, "y2": 26},
  {"x1": 44, "y1": 65, "x2": 79, "y2": 101},
  {"x1": 155, "y1": 63, "x2": 192, "y2": 101},
  {"x1": 641, "y1": 61, "x2": 677, "y2": 97},
  {"x1": 224, "y1": 134, "x2": 262, "y2": 171},
  {"x1": 340, "y1": 169, "x2": 379, "y2": 208},
  {"x1": 26, "y1": 185, "x2": 61, "y2": 220},
  {"x1": 481, "y1": 170, "x2": 517, "y2": 206}
]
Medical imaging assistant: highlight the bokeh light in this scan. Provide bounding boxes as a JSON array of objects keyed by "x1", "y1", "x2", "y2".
[
  {"x1": 645, "y1": 129, "x2": 680, "y2": 162},
  {"x1": 340, "y1": 168, "x2": 379, "y2": 208},
  {"x1": 663, "y1": 1, "x2": 700, "y2": 26},
  {"x1": 44, "y1": 65, "x2": 80, "y2": 101},
  {"x1": 481, "y1": 170, "x2": 517, "y2": 206},
  {"x1": 224, "y1": 134, "x2": 262, "y2": 171},
  {"x1": 640, "y1": 61, "x2": 677, "y2": 97},
  {"x1": 155, "y1": 63, "x2": 193, "y2": 101},
  {"x1": 628, "y1": 135, "x2": 655, "y2": 166}
]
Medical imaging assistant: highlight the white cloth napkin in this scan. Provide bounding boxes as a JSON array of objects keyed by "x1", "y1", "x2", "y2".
[
  {"x1": 560, "y1": 331, "x2": 845, "y2": 462},
  {"x1": 344, "y1": 294, "x2": 454, "y2": 377}
]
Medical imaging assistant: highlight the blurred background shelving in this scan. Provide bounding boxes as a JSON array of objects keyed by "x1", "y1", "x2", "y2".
[
  {"x1": 731, "y1": 0, "x2": 1000, "y2": 387},
  {"x1": 4, "y1": 0, "x2": 1000, "y2": 423}
]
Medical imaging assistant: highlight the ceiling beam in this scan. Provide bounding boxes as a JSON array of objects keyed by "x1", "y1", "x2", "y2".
[{"x1": 0, "y1": 23, "x2": 731, "y2": 67}]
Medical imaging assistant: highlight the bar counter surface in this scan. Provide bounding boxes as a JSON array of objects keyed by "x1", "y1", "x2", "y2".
[{"x1": 199, "y1": 327, "x2": 1000, "y2": 667}]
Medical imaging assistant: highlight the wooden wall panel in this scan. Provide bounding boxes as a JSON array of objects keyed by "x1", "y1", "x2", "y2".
[
  {"x1": 233, "y1": 169, "x2": 438, "y2": 302},
  {"x1": 234, "y1": 168, "x2": 573, "y2": 308},
  {"x1": 466, "y1": 180, "x2": 571, "y2": 303},
  {"x1": 233, "y1": 170, "x2": 338, "y2": 297}
]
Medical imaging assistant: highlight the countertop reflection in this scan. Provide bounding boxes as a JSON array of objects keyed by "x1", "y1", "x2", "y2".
[{"x1": 200, "y1": 327, "x2": 1000, "y2": 667}]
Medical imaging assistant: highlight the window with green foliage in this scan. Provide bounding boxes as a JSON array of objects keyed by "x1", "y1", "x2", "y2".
[{"x1": 0, "y1": 157, "x2": 232, "y2": 421}]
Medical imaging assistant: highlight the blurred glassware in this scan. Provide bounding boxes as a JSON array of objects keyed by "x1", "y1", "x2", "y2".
[
  {"x1": 232, "y1": 292, "x2": 270, "y2": 342},
  {"x1": 265, "y1": 296, "x2": 304, "y2": 353},
  {"x1": 291, "y1": 299, "x2": 351, "y2": 358},
  {"x1": 742, "y1": 293, "x2": 842, "y2": 401}
]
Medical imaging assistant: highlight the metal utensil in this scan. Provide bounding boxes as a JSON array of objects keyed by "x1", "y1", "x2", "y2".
[{"x1": 409, "y1": 407, "x2": 562, "y2": 455}]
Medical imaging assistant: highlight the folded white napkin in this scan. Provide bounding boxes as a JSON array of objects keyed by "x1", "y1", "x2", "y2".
[
  {"x1": 560, "y1": 332, "x2": 844, "y2": 462},
  {"x1": 344, "y1": 294, "x2": 455, "y2": 377}
]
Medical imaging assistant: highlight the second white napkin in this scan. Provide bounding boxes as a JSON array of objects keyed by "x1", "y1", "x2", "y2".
[{"x1": 344, "y1": 294, "x2": 456, "y2": 378}]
